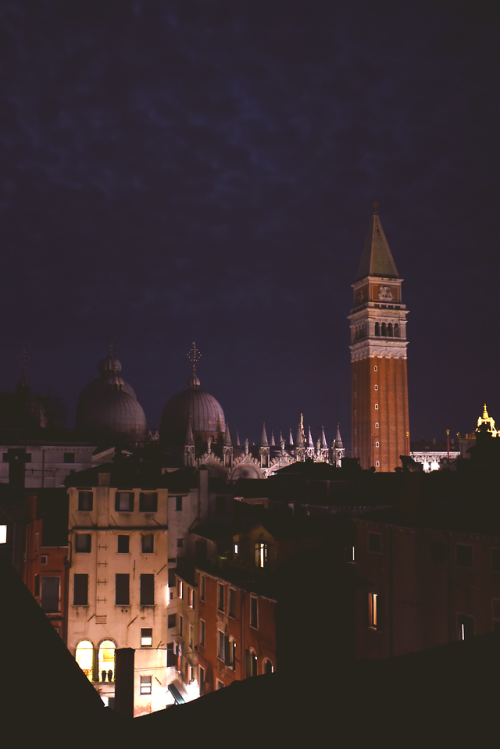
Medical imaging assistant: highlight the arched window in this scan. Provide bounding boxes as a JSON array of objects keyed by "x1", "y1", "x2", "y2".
[
  {"x1": 387, "y1": 323, "x2": 393, "y2": 337},
  {"x1": 381, "y1": 323, "x2": 387, "y2": 336},
  {"x1": 375, "y1": 323, "x2": 380, "y2": 336},
  {"x1": 75, "y1": 640, "x2": 94, "y2": 682},
  {"x1": 98, "y1": 640, "x2": 116, "y2": 683},
  {"x1": 394, "y1": 324, "x2": 399, "y2": 338},
  {"x1": 264, "y1": 658, "x2": 274, "y2": 675}
]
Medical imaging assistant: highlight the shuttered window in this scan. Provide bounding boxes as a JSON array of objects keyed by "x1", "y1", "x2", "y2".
[
  {"x1": 115, "y1": 574, "x2": 130, "y2": 605},
  {"x1": 140, "y1": 574, "x2": 155, "y2": 605},
  {"x1": 74, "y1": 574, "x2": 88, "y2": 605}
]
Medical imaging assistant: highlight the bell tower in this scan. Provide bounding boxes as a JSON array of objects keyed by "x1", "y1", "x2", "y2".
[{"x1": 349, "y1": 206, "x2": 410, "y2": 471}]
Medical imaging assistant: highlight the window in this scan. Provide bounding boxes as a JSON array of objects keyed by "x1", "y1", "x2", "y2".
[
  {"x1": 375, "y1": 404, "x2": 379, "y2": 410},
  {"x1": 175, "y1": 496, "x2": 183, "y2": 511},
  {"x1": 376, "y1": 461, "x2": 380, "y2": 467},
  {"x1": 115, "y1": 574, "x2": 130, "y2": 605},
  {"x1": 98, "y1": 640, "x2": 115, "y2": 682},
  {"x1": 142, "y1": 534, "x2": 154, "y2": 553},
  {"x1": 375, "y1": 422, "x2": 379, "y2": 429},
  {"x1": 374, "y1": 385, "x2": 378, "y2": 391},
  {"x1": 75, "y1": 533, "x2": 91, "y2": 553},
  {"x1": 75, "y1": 640, "x2": 94, "y2": 681},
  {"x1": 74, "y1": 574, "x2": 89, "y2": 605},
  {"x1": 456, "y1": 545, "x2": 473, "y2": 567},
  {"x1": 139, "y1": 492, "x2": 158, "y2": 512},
  {"x1": 255, "y1": 542, "x2": 268, "y2": 568},
  {"x1": 140, "y1": 676, "x2": 152, "y2": 695},
  {"x1": 177, "y1": 580, "x2": 183, "y2": 599},
  {"x1": 200, "y1": 619, "x2": 205, "y2": 648},
  {"x1": 115, "y1": 492, "x2": 134, "y2": 512},
  {"x1": 64, "y1": 452, "x2": 75, "y2": 463},
  {"x1": 492, "y1": 549, "x2": 500, "y2": 572},
  {"x1": 218, "y1": 583, "x2": 224, "y2": 612},
  {"x1": 34, "y1": 573, "x2": 40, "y2": 597},
  {"x1": 189, "y1": 666, "x2": 195, "y2": 683},
  {"x1": 215, "y1": 496, "x2": 225, "y2": 514},
  {"x1": 374, "y1": 365, "x2": 378, "y2": 371},
  {"x1": 458, "y1": 614, "x2": 474, "y2": 641},
  {"x1": 246, "y1": 650, "x2": 258, "y2": 678},
  {"x1": 189, "y1": 623, "x2": 194, "y2": 649},
  {"x1": 188, "y1": 587, "x2": 194, "y2": 608},
  {"x1": 368, "y1": 592, "x2": 379, "y2": 629},
  {"x1": 375, "y1": 442, "x2": 379, "y2": 447},
  {"x1": 0, "y1": 524, "x2": 6, "y2": 544},
  {"x1": 200, "y1": 575, "x2": 206, "y2": 601},
  {"x1": 227, "y1": 637, "x2": 236, "y2": 670},
  {"x1": 168, "y1": 614, "x2": 176, "y2": 629},
  {"x1": 229, "y1": 588, "x2": 236, "y2": 618},
  {"x1": 217, "y1": 679, "x2": 224, "y2": 690},
  {"x1": 431, "y1": 541, "x2": 446, "y2": 562},
  {"x1": 368, "y1": 533, "x2": 382, "y2": 553},
  {"x1": 78, "y1": 491, "x2": 93, "y2": 511},
  {"x1": 167, "y1": 642, "x2": 176, "y2": 667},
  {"x1": 41, "y1": 577, "x2": 60, "y2": 613},
  {"x1": 179, "y1": 615, "x2": 183, "y2": 637},
  {"x1": 346, "y1": 546, "x2": 356, "y2": 563},
  {"x1": 177, "y1": 538, "x2": 184, "y2": 548},
  {"x1": 250, "y1": 596, "x2": 258, "y2": 629},
  {"x1": 199, "y1": 665, "x2": 205, "y2": 689},
  {"x1": 217, "y1": 630, "x2": 224, "y2": 661},
  {"x1": 41, "y1": 554, "x2": 48, "y2": 565},
  {"x1": 234, "y1": 543, "x2": 239, "y2": 555},
  {"x1": 117, "y1": 535, "x2": 129, "y2": 553},
  {"x1": 140, "y1": 574, "x2": 155, "y2": 605},
  {"x1": 141, "y1": 628, "x2": 152, "y2": 647},
  {"x1": 264, "y1": 659, "x2": 274, "y2": 674}
]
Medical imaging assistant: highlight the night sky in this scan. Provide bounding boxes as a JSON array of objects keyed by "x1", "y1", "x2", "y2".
[{"x1": 2, "y1": 1, "x2": 500, "y2": 450}]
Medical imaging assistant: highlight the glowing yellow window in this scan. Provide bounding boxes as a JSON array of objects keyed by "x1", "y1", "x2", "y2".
[
  {"x1": 98, "y1": 640, "x2": 116, "y2": 683},
  {"x1": 75, "y1": 640, "x2": 94, "y2": 681}
]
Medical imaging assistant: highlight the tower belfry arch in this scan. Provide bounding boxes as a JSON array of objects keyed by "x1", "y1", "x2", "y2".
[{"x1": 348, "y1": 206, "x2": 410, "y2": 471}]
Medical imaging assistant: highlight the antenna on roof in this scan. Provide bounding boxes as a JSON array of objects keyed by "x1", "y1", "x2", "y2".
[{"x1": 187, "y1": 341, "x2": 202, "y2": 363}]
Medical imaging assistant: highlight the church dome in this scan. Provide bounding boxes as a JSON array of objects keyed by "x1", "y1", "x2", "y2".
[
  {"x1": 160, "y1": 365, "x2": 225, "y2": 444},
  {"x1": 76, "y1": 352, "x2": 146, "y2": 441}
]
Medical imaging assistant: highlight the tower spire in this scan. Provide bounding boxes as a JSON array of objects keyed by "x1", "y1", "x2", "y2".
[
  {"x1": 187, "y1": 341, "x2": 202, "y2": 390},
  {"x1": 260, "y1": 423, "x2": 269, "y2": 447},
  {"x1": 355, "y1": 206, "x2": 400, "y2": 282},
  {"x1": 224, "y1": 422, "x2": 232, "y2": 446}
]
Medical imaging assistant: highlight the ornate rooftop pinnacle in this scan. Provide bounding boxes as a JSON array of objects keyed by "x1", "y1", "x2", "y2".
[
  {"x1": 187, "y1": 341, "x2": 202, "y2": 390},
  {"x1": 224, "y1": 422, "x2": 232, "y2": 446},
  {"x1": 261, "y1": 423, "x2": 269, "y2": 447}
]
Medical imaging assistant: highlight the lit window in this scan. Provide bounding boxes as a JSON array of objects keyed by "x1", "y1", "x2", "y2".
[
  {"x1": 142, "y1": 534, "x2": 154, "y2": 553},
  {"x1": 78, "y1": 491, "x2": 93, "y2": 511},
  {"x1": 0, "y1": 525, "x2": 6, "y2": 544},
  {"x1": 117, "y1": 535, "x2": 129, "y2": 553},
  {"x1": 346, "y1": 546, "x2": 356, "y2": 563},
  {"x1": 188, "y1": 587, "x2": 194, "y2": 608},
  {"x1": 75, "y1": 533, "x2": 91, "y2": 553},
  {"x1": 115, "y1": 492, "x2": 134, "y2": 512},
  {"x1": 368, "y1": 592, "x2": 379, "y2": 629},
  {"x1": 98, "y1": 640, "x2": 115, "y2": 682},
  {"x1": 41, "y1": 577, "x2": 60, "y2": 613},
  {"x1": 255, "y1": 542, "x2": 268, "y2": 568},
  {"x1": 140, "y1": 676, "x2": 152, "y2": 694},
  {"x1": 139, "y1": 493, "x2": 158, "y2": 512},
  {"x1": 75, "y1": 640, "x2": 93, "y2": 681},
  {"x1": 234, "y1": 543, "x2": 239, "y2": 555},
  {"x1": 250, "y1": 596, "x2": 258, "y2": 628},
  {"x1": 189, "y1": 665, "x2": 195, "y2": 683},
  {"x1": 178, "y1": 580, "x2": 183, "y2": 599},
  {"x1": 264, "y1": 659, "x2": 274, "y2": 674},
  {"x1": 218, "y1": 583, "x2": 224, "y2": 612},
  {"x1": 458, "y1": 614, "x2": 474, "y2": 641},
  {"x1": 141, "y1": 628, "x2": 152, "y2": 647}
]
